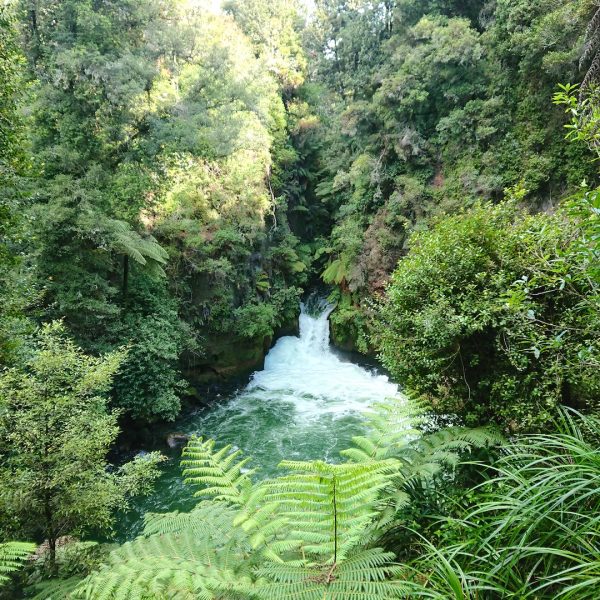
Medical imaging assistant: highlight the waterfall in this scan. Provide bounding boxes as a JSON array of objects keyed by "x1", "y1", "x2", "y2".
[
  {"x1": 183, "y1": 299, "x2": 401, "y2": 474},
  {"x1": 298, "y1": 301, "x2": 335, "y2": 352},
  {"x1": 120, "y1": 298, "x2": 404, "y2": 537}
]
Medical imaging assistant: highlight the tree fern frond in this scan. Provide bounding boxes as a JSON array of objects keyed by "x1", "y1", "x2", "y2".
[
  {"x1": 107, "y1": 220, "x2": 168, "y2": 267},
  {"x1": 256, "y1": 548, "x2": 403, "y2": 600},
  {"x1": 0, "y1": 541, "x2": 35, "y2": 585},
  {"x1": 75, "y1": 528, "x2": 257, "y2": 600},
  {"x1": 29, "y1": 576, "x2": 86, "y2": 600},
  {"x1": 265, "y1": 460, "x2": 394, "y2": 564},
  {"x1": 143, "y1": 501, "x2": 238, "y2": 538},
  {"x1": 341, "y1": 397, "x2": 430, "y2": 463},
  {"x1": 181, "y1": 437, "x2": 255, "y2": 505}
]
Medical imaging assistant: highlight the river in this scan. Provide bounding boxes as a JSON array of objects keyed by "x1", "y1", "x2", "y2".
[{"x1": 117, "y1": 298, "x2": 401, "y2": 539}]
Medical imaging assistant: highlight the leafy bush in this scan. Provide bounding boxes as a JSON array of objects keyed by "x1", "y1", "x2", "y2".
[{"x1": 375, "y1": 192, "x2": 599, "y2": 431}]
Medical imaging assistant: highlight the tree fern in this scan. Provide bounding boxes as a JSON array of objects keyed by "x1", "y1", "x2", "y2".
[
  {"x1": 77, "y1": 446, "x2": 402, "y2": 599},
  {"x1": 322, "y1": 258, "x2": 349, "y2": 285},
  {"x1": 71, "y1": 400, "x2": 503, "y2": 599},
  {"x1": 264, "y1": 460, "x2": 393, "y2": 564},
  {"x1": 0, "y1": 541, "x2": 35, "y2": 586},
  {"x1": 104, "y1": 219, "x2": 168, "y2": 271},
  {"x1": 181, "y1": 437, "x2": 255, "y2": 505}
]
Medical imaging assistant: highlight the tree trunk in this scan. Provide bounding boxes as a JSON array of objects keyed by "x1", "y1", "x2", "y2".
[
  {"x1": 43, "y1": 496, "x2": 57, "y2": 576},
  {"x1": 47, "y1": 536, "x2": 57, "y2": 576}
]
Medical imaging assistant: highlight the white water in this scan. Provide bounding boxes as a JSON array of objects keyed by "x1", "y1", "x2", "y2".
[
  {"x1": 119, "y1": 300, "x2": 402, "y2": 538},
  {"x1": 191, "y1": 300, "x2": 402, "y2": 469},
  {"x1": 247, "y1": 301, "x2": 400, "y2": 422}
]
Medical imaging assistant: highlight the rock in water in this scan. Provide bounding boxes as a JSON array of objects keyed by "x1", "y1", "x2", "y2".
[{"x1": 166, "y1": 432, "x2": 190, "y2": 448}]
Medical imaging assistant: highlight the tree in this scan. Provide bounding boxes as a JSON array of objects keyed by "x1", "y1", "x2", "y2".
[
  {"x1": 309, "y1": 0, "x2": 597, "y2": 352},
  {"x1": 224, "y1": 0, "x2": 308, "y2": 92},
  {"x1": 0, "y1": 3, "x2": 34, "y2": 365},
  {"x1": 374, "y1": 196, "x2": 599, "y2": 432},
  {"x1": 0, "y1": 323, "x2": 163, "y2": 572}
]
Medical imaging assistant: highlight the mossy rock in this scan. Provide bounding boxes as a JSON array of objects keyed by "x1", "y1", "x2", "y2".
[{"x1": 182, "y1": 333, "x2": 271, "y2": 385}]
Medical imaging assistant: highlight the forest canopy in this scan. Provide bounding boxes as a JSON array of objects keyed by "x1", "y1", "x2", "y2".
[{"x1": 0, "y1": 0, "x2": 599, "y2": 598}]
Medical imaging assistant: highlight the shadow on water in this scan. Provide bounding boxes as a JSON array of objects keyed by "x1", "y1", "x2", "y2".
[{"x1": 113, "y1": 299, "x2": 401, "y2": 541}]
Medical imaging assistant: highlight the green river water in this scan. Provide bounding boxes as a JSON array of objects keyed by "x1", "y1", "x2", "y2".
[{"x1": 117, "y1": 300, "x2": 401, "y2": 540}]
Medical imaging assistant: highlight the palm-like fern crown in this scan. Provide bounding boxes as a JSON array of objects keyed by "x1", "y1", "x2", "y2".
[{"x1": 72, "y1": 397, "x2": 502, "y2": 599}]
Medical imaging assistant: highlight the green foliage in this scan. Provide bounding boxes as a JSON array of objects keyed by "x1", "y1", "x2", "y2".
[
  {"x1": 232, "y1": 303, "x2": 278, "y2": 340},
  {"x1": 0, "y1": 323, "x2": 163, "y2": 570},
  {"x1": 0, "y1": 542, "x2": 35, "y2": 586},
  {"x1": 407, "y1": 409, "x2": 600, "y2": 599},
  {"x1": 375, "y1": 195, "x2": 600, "y2": 431},
  {"x1": 311, "y1": 0, "x2": 597, "y2": 350},
  {"x1": 70, "y1": 397, "x2": 501, "y2": 599},
  {"x1": 0, "y1": 3, "x2": 34, "y2": 365},
  {"x1": 109, "y1": 279, "x2": 186, "y2": 423},
  {"x1": 182, "y1": 438, "x2": 254, "y2": 505},
  {"x1": 7, "y1": 0, "x2": 316, "y2": 419},
  {"x1": 327, "y1": 291, "x2": 370, "y2": 353},
  {"x1": 25, "y1": 541, "x2": 110, "y2": 600},
  {"x1": 554, "y1": 82, "x2": 600, "y2": 157},
  {"x1": 224, "y1": 0, "x2": 307, "y2": 91},
  {"x1": 2, "y1": 3, "x2": 599, "y2": 596}
]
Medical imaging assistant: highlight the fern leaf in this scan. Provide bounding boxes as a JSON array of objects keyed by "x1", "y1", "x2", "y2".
[
  {"x1": 0, "y1": 542, "x2": 35, "y2": 585},
  {"x1": 265, "y1": 460, "x2": 395, "y2": 564},
  {"x1": 257, "y1": 548, "x2": 403, "y2": 600},
  {"x1": 29, "y1": 576, "x2": 86, "y2": 599},
  {"x1": 181, "y1": 437, "x2": 254, "y2": 505}
]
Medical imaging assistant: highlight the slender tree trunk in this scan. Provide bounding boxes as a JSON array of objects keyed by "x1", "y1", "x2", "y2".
[
  {"x1": 332, "y1": 475, "x2": 337, "y2": 564},
  {"x1": 28, "y1": 4, "x2": 41, "y2": 67},
  {"x1": 43, "y1": 410, "x2": 57, "y2": 575},
  {"x1": 46, "y1": 528, "x2": 57, "y2": 576}
]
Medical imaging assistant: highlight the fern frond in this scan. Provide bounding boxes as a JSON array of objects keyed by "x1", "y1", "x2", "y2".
[
  {"x1": 76, "y1": 528, "x2": 257, "y2": 600},
  {"x1": 107, "y1": 220, "x2": 168, "y2": 267},
  {"x1": 341, "y1": 398, "x2": 424, "y2": 463},
  {"x1": 256, "y1": 548, "x2": 403, "y2": 600},
  {"x1": 181, "y1": 437, "x2": 255, "y2": 505},
  {"x1": 322, "y1": 259, "x2": 349, "y2": 285},
  {"x1": 265, "y1": 460, "x2": 395, "y2": 564},
  {"x1": 143, "y1": 501, "x2": 238, "y2": 538},
  {"x1": 0, "y1": 541, "x2": 35, "y2": 585},
  {"x1": 29, "y1": 576, "x2": 85, "y2": 600}
]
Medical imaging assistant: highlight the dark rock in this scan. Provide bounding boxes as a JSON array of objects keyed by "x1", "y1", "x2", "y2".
[{"x1": 166, "y1": 432, "x2": 190, "y2": 448}]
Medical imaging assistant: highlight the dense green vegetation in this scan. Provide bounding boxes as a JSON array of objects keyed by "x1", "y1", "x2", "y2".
[
  {"x1": 376, "y1": 191, "x2": 599, "y2": 431},
  {"x1": 0, "y1": 0, "x2": 599, "y2": 597}
]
